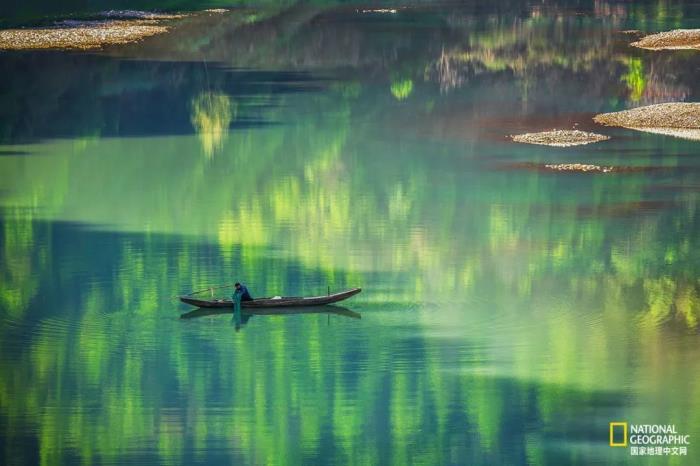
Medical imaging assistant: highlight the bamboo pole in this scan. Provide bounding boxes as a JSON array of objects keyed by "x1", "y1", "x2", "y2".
[{"x1": 186, "y1": 283, "x2": 235, "y2": 296}]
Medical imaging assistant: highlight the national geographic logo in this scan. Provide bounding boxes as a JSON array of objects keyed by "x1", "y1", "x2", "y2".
[
  {"x1": 610, "y1": 422, "x2": 628, "y2": 447},
  {"x1": 609, "y1": 422, "x2": 690, "y2": 457}
]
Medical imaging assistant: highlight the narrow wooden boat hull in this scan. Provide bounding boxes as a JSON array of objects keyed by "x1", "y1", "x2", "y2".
[{"x1": 179, "y1": 287, "x2": 361, "y2": 309}]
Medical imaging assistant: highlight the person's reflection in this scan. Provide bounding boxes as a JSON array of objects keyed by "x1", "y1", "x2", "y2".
[{"x1": 232, "y1": 309, "x2": 252, "y2": 331}]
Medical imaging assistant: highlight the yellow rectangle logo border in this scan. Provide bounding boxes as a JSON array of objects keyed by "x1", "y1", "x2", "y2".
[{"x1": 609, "y1": 422, "x2": 628, "y2": 447}]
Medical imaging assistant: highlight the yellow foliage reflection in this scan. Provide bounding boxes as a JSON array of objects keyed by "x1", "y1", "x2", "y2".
[{"x1": 190, "y1": 92, "x2": 236, "y2": 158}]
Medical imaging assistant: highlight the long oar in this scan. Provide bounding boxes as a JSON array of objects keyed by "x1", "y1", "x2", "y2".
[
  {"x1": 171, "y1": 282, "x2": 235, "y2": 300},
  {"x1": 186, "y1": 283, "x2": 235, "y2": 296}
]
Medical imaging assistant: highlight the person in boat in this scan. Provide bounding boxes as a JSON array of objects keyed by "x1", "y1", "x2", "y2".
[{"x1": 234, "y1": 282, "x2": 253, "y2": 301}]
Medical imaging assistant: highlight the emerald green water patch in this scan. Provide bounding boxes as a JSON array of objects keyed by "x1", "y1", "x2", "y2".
[{"x1": 2, "y1": 1, "x2": 700, "y2": 465}]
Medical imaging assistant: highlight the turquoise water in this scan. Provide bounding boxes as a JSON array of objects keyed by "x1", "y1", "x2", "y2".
[{"x1": 1, "y1": 1, "x2": 699, "y2": 465}]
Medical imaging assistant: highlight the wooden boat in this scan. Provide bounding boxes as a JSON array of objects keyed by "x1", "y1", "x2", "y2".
[
  {"x1": 180, "y1": 304, "x2": 361, "y2": 320},
  {"x1": 179, "y1": 287, "x2": 361, "y2": 309}
]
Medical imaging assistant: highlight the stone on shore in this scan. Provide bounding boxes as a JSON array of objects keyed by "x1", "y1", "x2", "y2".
[
  {"x1": 631, "y1": 29, "x2": 700, "y2": 50},
  {"x1": 594, "y1": 103, "x2": 700, "y2": 141},
  {"x1": 511, "y1": 130, "x2": 610, "y2": 147}
]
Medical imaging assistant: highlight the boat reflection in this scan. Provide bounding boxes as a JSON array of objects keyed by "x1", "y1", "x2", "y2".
[{"x1": 180, "y1": 304, "x2": 362, "y2": 320}]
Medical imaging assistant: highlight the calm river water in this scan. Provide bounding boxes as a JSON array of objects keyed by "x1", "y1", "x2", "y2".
[{"x1": 1, "y1": 1, "x2": 699, "y2": 465}]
